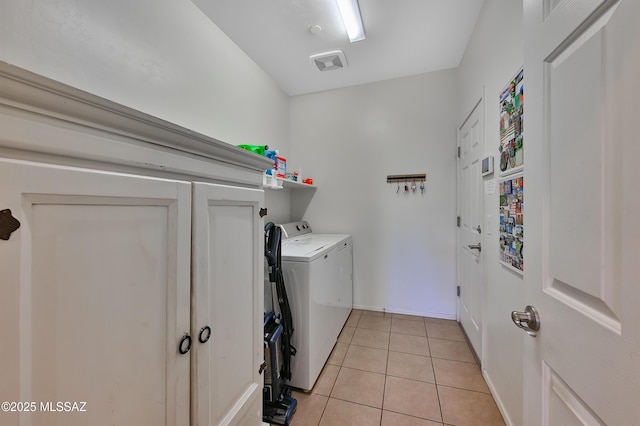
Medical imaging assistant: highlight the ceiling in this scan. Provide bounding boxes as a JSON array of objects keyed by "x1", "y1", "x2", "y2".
[{"x1": 192, "y1": 0, "x2": 483, "y2": 96}]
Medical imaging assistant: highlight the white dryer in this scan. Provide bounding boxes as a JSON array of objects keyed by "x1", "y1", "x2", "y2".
[{"x1": 279, "y1": 221, "x2": 352, "y2": 391}]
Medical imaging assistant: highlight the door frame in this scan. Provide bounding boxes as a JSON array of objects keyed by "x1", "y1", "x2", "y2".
[{"x1": 456, "y1": 89, "x2": 486, "y2": 365}]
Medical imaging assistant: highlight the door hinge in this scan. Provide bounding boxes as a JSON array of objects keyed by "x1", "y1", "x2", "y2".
[
  {"x1": 259, "y1": 208, "x2": 268, "y2": 218},
  {"x1": 457, "y1": 286, "x2": 461, "y2": 297},
  {"x1": 457, "y1": 216, "x2": 461, "y2": 227},
  {"x1": 457, "y1": 147, "x2": 461, "y2": 158}
]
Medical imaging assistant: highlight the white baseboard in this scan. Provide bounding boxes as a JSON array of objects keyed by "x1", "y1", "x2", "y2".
[
  {"x1": 483, "y1": 369, "x2": 515, "y2": 426},
  {"x1": 352, "y1": 304, "x2": 456, "y2": 321}
]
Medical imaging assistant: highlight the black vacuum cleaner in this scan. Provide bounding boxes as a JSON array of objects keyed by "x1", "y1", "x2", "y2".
[{"x1": 263, "y1": 222, "x2": 297, "y2": 425}]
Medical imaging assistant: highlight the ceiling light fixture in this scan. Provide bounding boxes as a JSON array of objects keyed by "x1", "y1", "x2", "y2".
[{"x1": 335, "y1": 0, "x2": 365, "y2": 42}]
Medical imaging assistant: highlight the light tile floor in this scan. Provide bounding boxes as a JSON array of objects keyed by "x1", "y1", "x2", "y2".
[{"x1": 284, "y1": 309, "x2": 505, "y2": 426}]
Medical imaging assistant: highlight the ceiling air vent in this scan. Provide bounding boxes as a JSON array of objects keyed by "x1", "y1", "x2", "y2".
[{"x1": 309, "y1": 50, "x2": 348, "y2": 72}]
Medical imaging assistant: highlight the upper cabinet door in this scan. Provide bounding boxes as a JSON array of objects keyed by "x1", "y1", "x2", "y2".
[
  {"x1": 191, "y1": 182, "x2": 264, "y2": 426},
  {"x1": 0, "y1": 159, "x2": 192, "y2": 426}
]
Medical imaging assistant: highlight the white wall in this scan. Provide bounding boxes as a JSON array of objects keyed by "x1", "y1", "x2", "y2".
[
  {"x1": 456, "y1": 1, "x2": 524, "y2": 425},
  {"x1": 0, "y1": 0, "x2": 289, "y2": 152},
  {"x1": 290, "y1": 70, "x2": 458, "y2": 318},
  {"x1": 264, "y1": 189, "x2": 292, "y2": 225}
]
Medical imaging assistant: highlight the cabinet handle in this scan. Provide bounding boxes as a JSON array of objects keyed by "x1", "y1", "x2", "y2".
[
  {"x1": 0, "y1": 209, "x2": 20, "y2": 241},
  {"x1": 178, "y1": 334, "x2": 192, "y2": 355},
  {"x1": 198, "y1": 326, "x2": 212, "y2": 344},
  {"x1": 258, "y1": 361, "x2": 267, "y2": 375}
]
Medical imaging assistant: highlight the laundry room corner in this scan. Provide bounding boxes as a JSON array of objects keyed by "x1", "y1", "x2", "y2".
[{"x1": 289, "y1": 70, "x2": 458, "y2": 319}]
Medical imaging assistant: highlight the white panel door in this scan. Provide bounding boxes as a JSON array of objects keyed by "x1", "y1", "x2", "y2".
[
  {"x1": 191, "y1": 182, "x2": 264, "y2": 426},
  {"x1": 457, "y1": 99, "x2": 484, "y2": 358},
  {"x1": 522, "y1": 0, "x2": 640, "y2": 424},
  {"x1": 0, "y1": 159, "x2": 191, "y2": 426}
]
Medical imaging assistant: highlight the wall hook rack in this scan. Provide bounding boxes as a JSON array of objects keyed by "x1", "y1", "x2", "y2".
[
  {"x1": 386, "y1": 173, "x2": 426, "y2": 184},
  {"x1": 387, "y1": 174, "x2": 427, "y2": 195}
]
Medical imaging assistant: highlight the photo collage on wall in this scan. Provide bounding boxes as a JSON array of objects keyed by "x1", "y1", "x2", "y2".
[
  {"x1": 499, "y1": 175, "x2": 524, "y2": 272},
  {"x1": 499, "y1": 69, "x2": 524, "y2": 173}
]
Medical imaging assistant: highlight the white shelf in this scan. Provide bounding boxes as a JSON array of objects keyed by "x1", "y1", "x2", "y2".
[
  {"x1": 281, "y1": 177, "x2": 316, "y2": 190},
  {"x1": 263, "y1": 175, "x2": 317, "y2": 190}
]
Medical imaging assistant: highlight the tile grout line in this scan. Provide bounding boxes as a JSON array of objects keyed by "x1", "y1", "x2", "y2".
[
  {"x1": 315, "y1": 310, "x2": 488, "y2": 425},
  {"x1": 326, "y1": 334, "x2": 388, "y2": 421},
  {"x1": 430, "y1": 356, "x2": 478, "y2": 364},
  {"x1": 436, "y1": 383, "x2": 494, "y2": 396},
  {"x1": 317, "y1": 363, "x2": 340, "y2": 425},
  {"x1": 426, "y1": 316, "x2": 446, "y2": 425},
  {"x1": 324, "y1": 394, "x2": 384, "y2": 412},
  {"x1": 426, "y1": 335, "x2": 469, "y2": 342},
  {"x1": 380, "y1": 341, "x2": 389, "y2": 426},
  {"x1": 317, "y1": 310, "x2": 359, "y2": 425},
  {"x1": 358, "y1": 312, "x2": 389, "y2": 423},
  {"x1": 355, "y1": 311, "x2": 388, "y2": 423}
]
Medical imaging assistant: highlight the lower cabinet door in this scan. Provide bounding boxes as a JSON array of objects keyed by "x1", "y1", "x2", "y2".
[
  {"x1": 0, "y1": 159, "x2": 192, "y2": 426},
  {"x1": 191, "y1": 182, "x2": 264, "y2": 426}
]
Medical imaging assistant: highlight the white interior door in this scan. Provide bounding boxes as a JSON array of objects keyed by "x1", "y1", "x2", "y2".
[
  {"x1": 522, "y1": 0, "x2": 640, "y2": 424},
  {"x1": 191, "y1": 182, "x2": 264, "y2": 426},
  {"x1": 0, "y1": 159, "x2": 191, "y2": 426},
  {"x1": 457, "y1": 98, "x2": 484, "y2": 358}
]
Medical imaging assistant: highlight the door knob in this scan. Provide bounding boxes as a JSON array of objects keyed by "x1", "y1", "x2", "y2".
[
  {"x1": 468, "y1": 243, "x2": 482, "y2": 252},
  {"x1": 511, "y1": 305, "x2": 540, "y2": 337}
]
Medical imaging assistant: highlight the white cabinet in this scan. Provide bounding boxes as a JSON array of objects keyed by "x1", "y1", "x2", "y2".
[
  {"x1": 191, "y1": 182, "x2": 264, "y2": 425},
  {"x1": 0, "y1": 63, "x2": 271, "y2": 426},
  {"x1": 0, "y1": 159, "x2": 192, "y2": 426}
]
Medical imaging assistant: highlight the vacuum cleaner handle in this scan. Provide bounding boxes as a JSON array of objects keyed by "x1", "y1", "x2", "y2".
[{"x1": 264, "y1": 222, "x2": 280, "y2": 268}]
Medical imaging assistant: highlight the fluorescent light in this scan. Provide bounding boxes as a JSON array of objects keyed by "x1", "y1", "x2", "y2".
[{"x1": 336, "y1": 0, "x2": 365, "y2": 42}]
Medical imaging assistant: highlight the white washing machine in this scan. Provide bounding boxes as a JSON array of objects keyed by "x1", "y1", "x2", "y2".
[{"x1": 278, "y1": 221, "x2": 352, "y2": 391}]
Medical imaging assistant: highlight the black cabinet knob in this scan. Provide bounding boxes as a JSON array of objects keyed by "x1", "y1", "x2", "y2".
[
  {"x1": 198, "y1": 326, "x2": 212, "y2": 344},
  {"x1": 178, "y1": 334, "x2": 192, "y2": 355}
]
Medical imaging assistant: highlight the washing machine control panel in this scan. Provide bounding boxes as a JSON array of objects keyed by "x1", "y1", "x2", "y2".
[{"x1": 280, "y1": 221, "x2": 312, "y2": 239}]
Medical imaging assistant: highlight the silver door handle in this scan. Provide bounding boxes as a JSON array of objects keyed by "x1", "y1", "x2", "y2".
[
  {"x1": 468, "y1": 243, "x2": 481, "y2": 252},
  {"x1": 511, "y1": 305, "x2": 540, "y2": 337}
]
